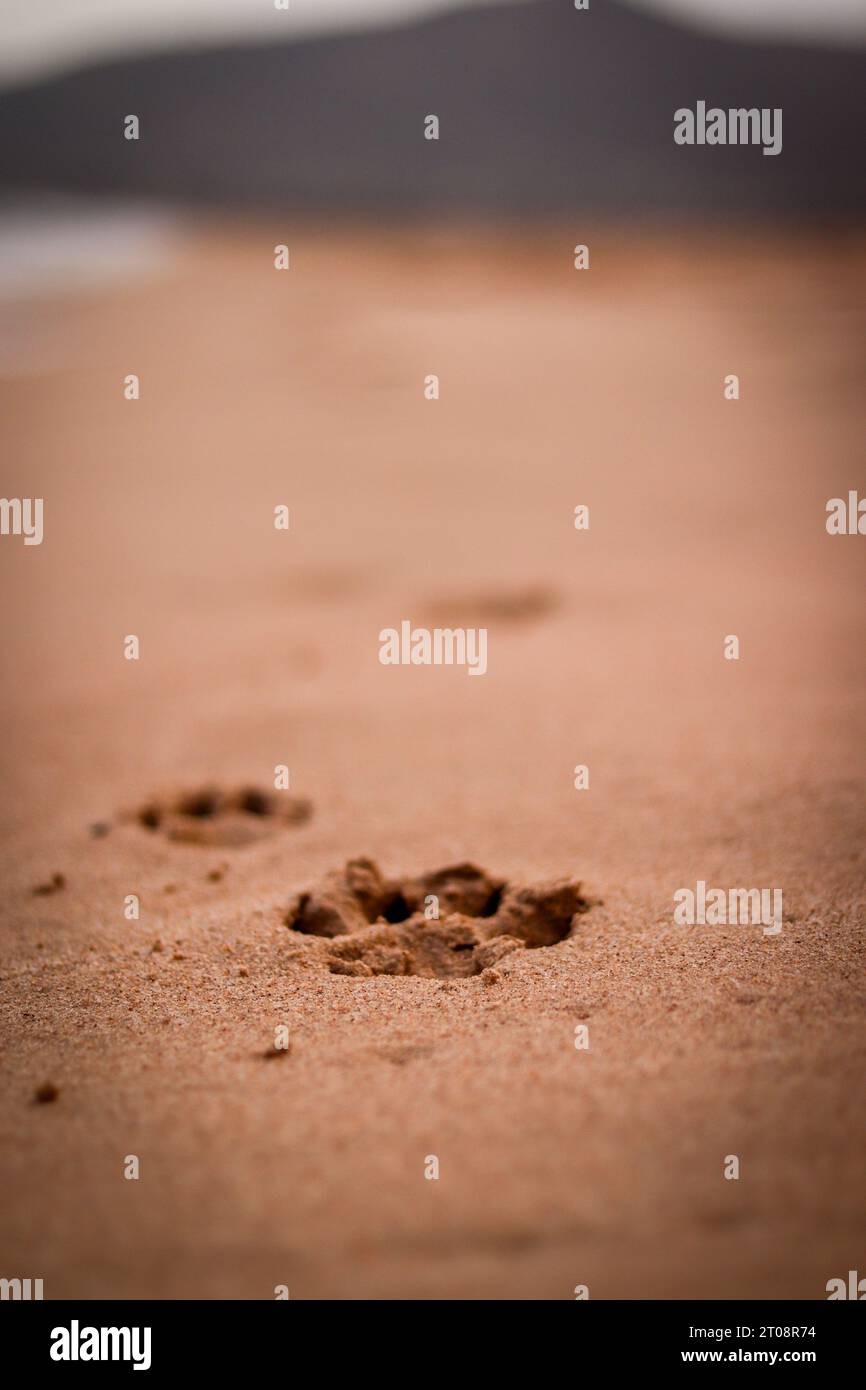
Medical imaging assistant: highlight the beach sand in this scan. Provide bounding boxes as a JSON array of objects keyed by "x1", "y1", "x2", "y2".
[{"x1": 1, "y1": 221, "x2": 864, "y2": 1299}]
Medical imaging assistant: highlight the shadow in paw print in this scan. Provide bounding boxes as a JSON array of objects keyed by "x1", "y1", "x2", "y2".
[{"x1": 285, "y1": 858, "x2": 591, "y2": 979}]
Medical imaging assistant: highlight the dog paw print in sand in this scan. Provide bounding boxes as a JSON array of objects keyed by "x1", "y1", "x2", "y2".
[
  {"x1": 129, "y1": 786, "x2": 313, "y2": 847},
  {"x1": 285, "y1": 858, "x2": 590, "y2": 979},
  {"x1": 423, "y1": 586, "x2": 560, "y2": 628}
]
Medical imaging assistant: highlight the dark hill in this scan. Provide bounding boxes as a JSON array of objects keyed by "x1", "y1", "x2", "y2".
[{"x1": 0, "y1": 0, "x2": 863, "y2": 214}]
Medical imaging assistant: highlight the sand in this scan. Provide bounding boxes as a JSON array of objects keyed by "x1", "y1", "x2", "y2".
[{"x1": 1, "y1": 221, "x2": 864, "y2": 1299}]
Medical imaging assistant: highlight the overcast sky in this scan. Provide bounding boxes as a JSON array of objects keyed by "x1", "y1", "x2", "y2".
[{"x1": 1, "y1": 0, "x2": 864, "y2": 83}]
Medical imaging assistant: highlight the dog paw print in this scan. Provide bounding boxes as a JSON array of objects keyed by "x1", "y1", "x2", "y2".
[
  {"x1": 128, "y1": 785, "x2": 313, "y2": 847},
  {"x1": 285, "y1": 858, "x2": 590, "y2": 979}
]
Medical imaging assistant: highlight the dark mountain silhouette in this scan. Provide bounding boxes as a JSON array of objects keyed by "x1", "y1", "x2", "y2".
[{"x1": 0, "y1": 0, "x2": 863, "y2": 215}]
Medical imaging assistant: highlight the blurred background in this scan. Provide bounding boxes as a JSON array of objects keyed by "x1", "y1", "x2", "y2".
[
  {"x1": 1, "y1": 0, "x2": 865, "y2": 1300},
  {"x1": 0, "y1": 0, "x2": 865, "y2": 304},
  {"x1": 2, "y1": 0, "x2": 866, "y2": 218}
]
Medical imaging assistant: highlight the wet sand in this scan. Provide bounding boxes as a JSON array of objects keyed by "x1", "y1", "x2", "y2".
[{"x1": 1, "y1": 221, "x2": 864, "y2": 1298}]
